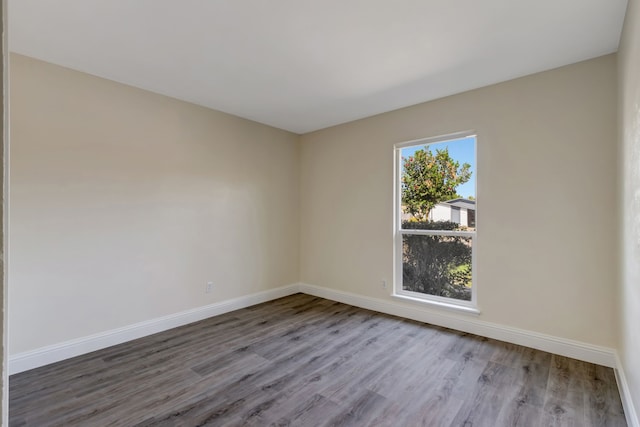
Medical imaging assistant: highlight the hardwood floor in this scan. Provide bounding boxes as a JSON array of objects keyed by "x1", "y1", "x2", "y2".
[{"x1": 9, "y1": 294, "x2": 627, "y2": 426}]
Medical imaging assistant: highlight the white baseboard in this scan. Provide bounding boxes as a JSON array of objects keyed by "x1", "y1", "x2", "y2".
[
  {"x1": 10, "y1": 281, "x2": 634, "y2": 423},
  {"x1": 10, "y1": 281, "x2": 620, "y2": 379},
  {"x1": 298, "y1": 283, "x2": 617, "y2": 368},
  {"x1": 9, "y1": 284, "x2": 300, "y2": 375},
  {"x1": 9, "y1": 281, "x2": 636, "y2": 424},
  {"x1": 615, "y1": 353, "x2": 640, "y2": 427}
]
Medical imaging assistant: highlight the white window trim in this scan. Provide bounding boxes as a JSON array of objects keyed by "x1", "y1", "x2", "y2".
[{"x1": 392, "y1": 131, "x2": 479, "y2": 314}]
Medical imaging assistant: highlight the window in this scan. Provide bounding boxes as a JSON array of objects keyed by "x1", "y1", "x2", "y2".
[{"x1": 394, "y1": 132, "x2": 477, "y2": 311}]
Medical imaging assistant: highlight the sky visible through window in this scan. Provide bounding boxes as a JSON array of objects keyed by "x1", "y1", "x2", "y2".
[{"x1": 401, "y1": 135, "x2": 476, "y2": 199}]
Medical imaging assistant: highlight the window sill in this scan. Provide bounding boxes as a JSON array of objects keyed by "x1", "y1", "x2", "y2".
[{"x1": 391, "y1": 293, "x2": 481, "y2": 316}]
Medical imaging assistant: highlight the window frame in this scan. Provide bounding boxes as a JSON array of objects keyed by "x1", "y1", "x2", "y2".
[{"x1": 393, "y1": 131, "x2": 479, "y2": 313}]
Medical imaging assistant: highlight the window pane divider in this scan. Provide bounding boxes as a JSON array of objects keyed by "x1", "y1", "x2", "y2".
[{"x1": 399, "y1": 229, "x2": 475, "y2": 237}]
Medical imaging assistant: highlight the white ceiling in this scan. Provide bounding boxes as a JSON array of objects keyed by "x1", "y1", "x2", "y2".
[{"x1": 9, "y1": 0, "x2": 628, "y2": 134}]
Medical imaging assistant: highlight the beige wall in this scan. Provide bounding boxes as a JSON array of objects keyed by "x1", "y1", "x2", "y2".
[
  {"x1": 619, "y1": 0, "x2": 640, "y2": 418},
  {"x1": 300, "y1": 55, "x2": 618, "y2": 348},
  {"x1": 8, "y1": 47, "x2": 622, "y2": 381},
  {"x1": 9, "y1": 54, "x2": 300, "y2": 354}
]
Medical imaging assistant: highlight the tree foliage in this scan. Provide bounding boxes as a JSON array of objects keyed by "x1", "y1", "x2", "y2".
[
  {"x1": 402, "y1": 220, "x2": 472, "y2": 300},
  {"x1": 401, "y1": 148, "x2": 471, "y2": 220}
]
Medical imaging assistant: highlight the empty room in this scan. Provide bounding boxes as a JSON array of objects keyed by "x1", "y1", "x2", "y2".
[{"x1": 3, "y1": 0, "x2": 640, "y2": 426}]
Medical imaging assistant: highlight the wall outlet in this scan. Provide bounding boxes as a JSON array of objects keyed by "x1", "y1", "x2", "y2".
[
  {"x1": 206, "y1": 281, "x2": 214, "y2": 293},
  {"x1": 381, "y1": 280, "x2": 387, "y2": 289}
]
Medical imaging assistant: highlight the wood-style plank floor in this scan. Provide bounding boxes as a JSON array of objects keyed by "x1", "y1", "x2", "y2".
[{"x1": 10, "y1": 294, "x2": 627, "y2": 426}]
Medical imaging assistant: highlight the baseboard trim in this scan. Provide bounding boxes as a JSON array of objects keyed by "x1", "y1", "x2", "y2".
[
  {"x1": 298, "y1": 283, "x2": 617, "y2": 368},
  {"x1": 615, "y1": 353, "x2": 640, "y2": 427},
  {"x1": 10, "y1": 282, "x2": 620, "y2": 377},
  {"x1": 9, "y1": 284, "x2": 300, "y2": 375}
]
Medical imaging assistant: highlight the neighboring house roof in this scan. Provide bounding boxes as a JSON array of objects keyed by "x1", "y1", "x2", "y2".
[{"x1": 440, "y1": 198, "x2": 476, "y2": 209}]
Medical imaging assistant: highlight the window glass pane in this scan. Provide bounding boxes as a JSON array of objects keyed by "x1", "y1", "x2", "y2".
[
  {"x1": 400, "y1": 136, "x2": 476, "y2": 231},
  {"x1": 402, "y1": 234, "x2": 472, "y2": 301}
]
